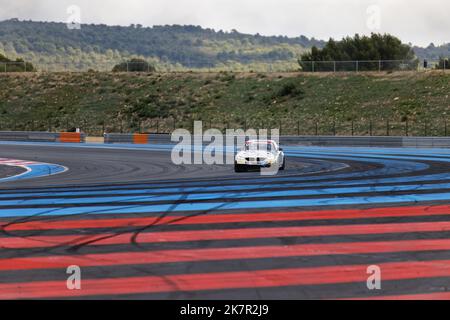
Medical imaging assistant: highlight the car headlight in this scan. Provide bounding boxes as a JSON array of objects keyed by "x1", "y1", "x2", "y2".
[
  {"x1": 235, "y1": 154, "x2": 246, "y2": 164},
  {"x1": 267, "y1": 155, "x2": 277, "y2": 164}
]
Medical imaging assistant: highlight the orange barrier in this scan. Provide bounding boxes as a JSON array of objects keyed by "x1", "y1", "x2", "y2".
[
  {"x1": 132, "y1": 134, "x2": 149, "y2": 144},
  {"x1": 59, "y1": 132, "x2": 82, "y2": 143}
]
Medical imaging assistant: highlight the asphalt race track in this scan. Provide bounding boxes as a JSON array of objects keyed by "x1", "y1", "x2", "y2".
[
  {"x1": 0, "y1": 165, "x2": 25, "y2": 180},
  {"x1": 3, "y1": 142, "x2": 450, "y2": 299}
]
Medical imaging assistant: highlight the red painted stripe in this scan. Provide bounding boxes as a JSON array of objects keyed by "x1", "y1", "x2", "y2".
[
  {"x1": 3, "y1": 205, "x2": 450, "y2": 232},
  {"x1": 352, "y1": 292, "x2": 450, "y2": 300},
  {"x1": 2, "y1": 239, "x2": 450, "y2": 272},
  {"x1": 2, "y1": 259, "x2": 450, "y2": 299},
  {"x1": 4, "y1": 221, "x2": 450, "y2": 249}
]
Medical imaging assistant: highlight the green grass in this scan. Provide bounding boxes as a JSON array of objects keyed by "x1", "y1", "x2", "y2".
[{"x1": 0, "y1": 71, "x2": 449, "y2": 136}]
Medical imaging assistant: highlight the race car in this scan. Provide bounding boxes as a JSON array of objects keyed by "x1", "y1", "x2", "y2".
[{"x1": 234, "y1": 140, "x2": 285, "y2": 172}]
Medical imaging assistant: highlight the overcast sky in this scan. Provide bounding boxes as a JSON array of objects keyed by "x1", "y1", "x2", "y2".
[{"x1": 0, "y1": 0, "x2": 448, "y2": 46}]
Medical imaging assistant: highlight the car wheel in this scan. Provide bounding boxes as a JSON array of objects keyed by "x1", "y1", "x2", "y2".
[
  {"x1": 235, "y1": 163, "x2": 247, "y2": 173},
  {"x1": 280, "y1": 158, "x2": 286, "y2": 170}
]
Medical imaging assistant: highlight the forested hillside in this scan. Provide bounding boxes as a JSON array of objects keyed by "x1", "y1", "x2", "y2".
[
  {"x1": 0, "y1": 19, "x2": 446, "y2": 72},
  {"x1": 413, "y1": 43, "x2": 450, "y2": 61},
  {"x1": 0, "y1": 19, "x2": 324, "y2": 71}
]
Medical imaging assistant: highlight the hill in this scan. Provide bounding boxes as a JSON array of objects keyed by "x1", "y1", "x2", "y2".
[
  {"x1": 0, "y1": 19, "x2": 326, "y2": 72},
  {"x1": 0, "y1": 71, "x2": 448, "y2": 136},
  {"x1": 413, "y1": 43, "x2": 450, "y2": 61}
]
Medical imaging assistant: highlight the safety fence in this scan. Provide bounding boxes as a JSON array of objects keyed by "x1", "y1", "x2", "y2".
[
  {"x1": 0, "y1": 61, "x2": 35, "y2": 72},
  {"x1": 1, "y1": 117, "x2": 450, "y2": 138},
  {"x1": 1, "y1": 59, "x2": 448, "y2": 73},
  {"x1": 298, "y1": 60, "x2": 423, "y2": 72}
]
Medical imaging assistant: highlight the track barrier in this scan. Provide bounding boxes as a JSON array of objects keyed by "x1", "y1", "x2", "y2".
[
  {"x1": 0, "y1": 131, "x2": 85, "y2": 143},
  {"x1": 132, "y1": 134, "x2": 149, "y2": 144},
  {"x1": 3, "y1": 131, "x2": 450, "y2": 148},
  {"x1": 104, "y1": 133, "x2": 170, "y2": 144},
  {"x1": 59, "y1": 132, "x2": 83, "y2": 143}
]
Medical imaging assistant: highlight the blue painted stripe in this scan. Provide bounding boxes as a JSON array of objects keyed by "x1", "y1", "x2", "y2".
[
  {"x1": 3, "y1": 181, "x2": 450, "y2": 206},
  {"x1": 0, "y1": 171, "x2": 449, "y2": 199},
  {"x1": 2, "y1": 192, "x2": 450, "y2": 218},
  {"x1": 0, "y1": 163, "x2": 66, "y2": 183}
]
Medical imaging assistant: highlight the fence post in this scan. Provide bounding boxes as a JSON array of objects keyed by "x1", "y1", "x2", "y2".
[
  {"x1": 378, "y1": 60, "x2": 381, "y2": 72},
  {"x1": 332, "y1": 119, "x2": 336, "y2": 136},
  {"x1": 351, "y1": 120, "x2": 354, "y2": 136},
  {"x1": 312, "y1": 61, "x2": 315, "y2": 73},
  {"x1": 386, "y1": 120, "x2": 390, "y2": 136},
  {"x1": 356, "y1": 61, "x2": 359, "y2": 73},
  {"x1": 369, "y1": 120, "x2": 373, "y2": 136},
  {"x1": 297, "y1": 121, "x2": 300, "y2": 136},
  {"x1": 315, "y1": 122, "x2": 318, "y2": 136},
  {"x1": 333, "y1": 61, "x2": 336, "y2": 73},
  {"x1": 445, "y1": 120, "x2": 448, "y2": 136},
  {"x1": 405, "y1": 119, "x2": 409, "y2": 136}
]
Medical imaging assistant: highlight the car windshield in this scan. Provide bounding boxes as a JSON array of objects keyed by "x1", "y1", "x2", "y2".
[{"x1": 245, "y1": 142, "x2": 275, "y2": 153}]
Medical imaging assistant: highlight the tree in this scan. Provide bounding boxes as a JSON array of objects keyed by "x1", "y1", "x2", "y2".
[
  {"x1": 436, "y1": 57, "x2": 450, "y2": 70},
  {"x1": 112, "y1": 58, "x2": 156, "y2": 72},
  {"x1": 0, "y1": 53, "x2": 35, "y2": 72},
  {"x1": 298, "y1": 33, "x2": 418, "y2": 71}
]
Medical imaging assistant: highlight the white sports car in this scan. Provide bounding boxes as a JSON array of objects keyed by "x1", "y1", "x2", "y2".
[{"x1": 234, "y1": 140, "x2": 286, "y2": 172}]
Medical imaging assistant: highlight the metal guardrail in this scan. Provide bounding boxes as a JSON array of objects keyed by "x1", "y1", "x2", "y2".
[
  {"x1": 104, "y1": 133, "x2": 450, "y2": 148},
  {"x1": 0, "y1": 131, "x2": 59, "y2": 142},
  {"x1": 0, "y1": 131, "x2": 85, "y2": 143},
  {"x1": 282, "y1": 136, "x2": 450, "y2": 148},
  {"x1": 104, "y1": 133, "x2": 171, "y2": 144},
  {"x1": 3, "y1": 131, "x2": 450, "y2": 148}
]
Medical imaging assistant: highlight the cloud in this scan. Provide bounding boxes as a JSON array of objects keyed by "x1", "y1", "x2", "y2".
[{"x1": 0, "y1": 0, "x2": 448, "y2": 46}]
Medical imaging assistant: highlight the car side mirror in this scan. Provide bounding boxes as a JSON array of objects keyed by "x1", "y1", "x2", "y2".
[{"x1": 279, "y1": 148, "x2": 283, "y2": 151}]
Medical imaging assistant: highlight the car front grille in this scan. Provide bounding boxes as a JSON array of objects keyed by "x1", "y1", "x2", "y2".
[{"x1": 246, "y1": 157, "x2": 265, "y2": 162}]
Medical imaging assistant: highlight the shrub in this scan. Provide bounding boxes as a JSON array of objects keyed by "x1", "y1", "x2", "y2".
[
  {"x1": 436, "y1": 57, "x2": 450, "y2": 70},
  {"x1": 112, "y1": 58, "x2": 156, "y2": 72},
  {"x1": 0, "y1": 53, "x2": 35, "y2": 72}
]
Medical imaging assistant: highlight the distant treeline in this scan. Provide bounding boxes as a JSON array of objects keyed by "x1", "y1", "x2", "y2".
[
  {"x1": 0, "y1": 19, "x2": 325, "y2": 71},
  {"x1": 0, "y1": 19, "x2": 447, "y2": 72},
  {"x1": 413, "y1": 43, "x2": 450, "y2": 61}
]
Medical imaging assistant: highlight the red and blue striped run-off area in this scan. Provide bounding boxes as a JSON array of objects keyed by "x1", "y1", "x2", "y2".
[{"x1": 2, "y1": 142, "x2": 450, "y2": 299}]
